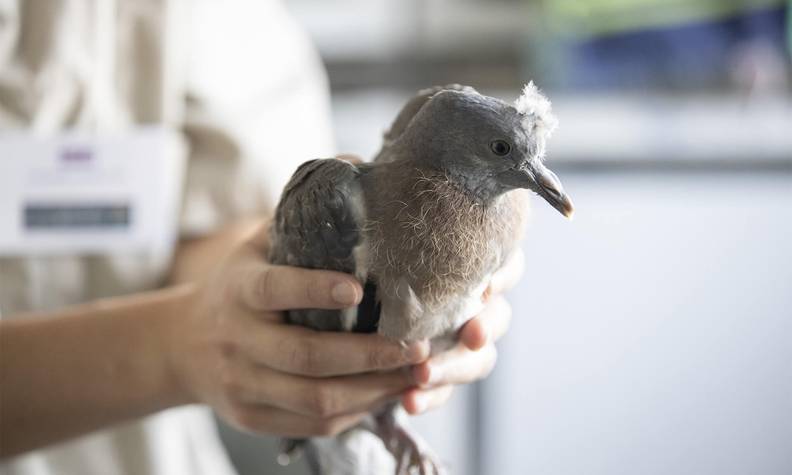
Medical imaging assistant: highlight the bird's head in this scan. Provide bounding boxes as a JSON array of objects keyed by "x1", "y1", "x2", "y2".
[{"x1": 401, "y1": 83, "x2": 574, "y2": 218}]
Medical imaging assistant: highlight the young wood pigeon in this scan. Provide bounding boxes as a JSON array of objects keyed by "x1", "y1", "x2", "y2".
[{"x1": 269, "y1": 83, "x2": 573, "y2": 474}]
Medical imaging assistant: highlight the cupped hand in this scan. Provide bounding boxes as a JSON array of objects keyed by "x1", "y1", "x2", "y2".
[
  {"x1": 402, "y1": 248, "x2": 524, "y2": 415},
  {"x1": 168, "y1": 224, "x2": 430, "y2": 437}
]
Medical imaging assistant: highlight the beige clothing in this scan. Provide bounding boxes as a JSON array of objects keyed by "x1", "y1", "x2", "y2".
[{"x1": 0, "y1": 0, "x2": 334, "y2": 473}]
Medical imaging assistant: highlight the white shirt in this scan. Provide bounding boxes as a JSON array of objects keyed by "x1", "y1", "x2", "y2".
[{"x1": 0, "y1": 1, "x2": 335, "y2": 473}]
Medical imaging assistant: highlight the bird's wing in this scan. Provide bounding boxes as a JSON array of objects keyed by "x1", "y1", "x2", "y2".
[
  {"x1": 269, "y1": 158, "x2": 367, "y2": 332},
  {"x1": 374, "y1": 84, "x2": 479, "y2": 162}
]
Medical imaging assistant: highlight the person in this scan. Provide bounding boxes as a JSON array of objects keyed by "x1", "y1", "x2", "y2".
[
  {"x1": 1, "y1": 218, "x2": 519, "y2": 455},
  {"x1": 0, "y1": 1, "x2": 517, "y2": 474}
]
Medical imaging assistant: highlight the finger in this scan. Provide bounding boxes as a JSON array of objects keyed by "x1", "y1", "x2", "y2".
[
  {"x1": 236, "y1": 317, "x2": 430, "y2": 376},
  {"x1": 336, "y1": 154, "x2": 364, "y2": 165},
  {"x1": 487, "y1": 248, "x2": 525, "y2": 296},
  {"x1": 459, "y1": 295, "x2": 512, "y2": 351},
  {"x1": 412, "y1": 343, "x2": 497, "y2": 388},
  {"x1": 401, "y1": 386, "x2": 454, "y2": 415},
  {"x1": 242, "y1": 220, "x2": 273, "y2": 255},
  {"x1": 238, "y1": 263, "x2": 363, "y2": 311},
  {"x1": 227, "y1": 403, "x2": 367, "y2": 438},
  {"x1": 230, "y1": 362, "x2": 413, "y2": 417},
  {"x1": 459, "y1": 317, "x2": 487, "y2": 351}
]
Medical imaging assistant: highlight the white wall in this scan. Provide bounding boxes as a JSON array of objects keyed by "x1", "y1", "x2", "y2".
[{"x1": 483, "y1": 171, "x2": 792, "y2": 475}]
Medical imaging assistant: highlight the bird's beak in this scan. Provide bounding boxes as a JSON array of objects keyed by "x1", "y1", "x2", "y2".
[{"x1": 502, "y1": 161, "x2": 575, "y2": 219}]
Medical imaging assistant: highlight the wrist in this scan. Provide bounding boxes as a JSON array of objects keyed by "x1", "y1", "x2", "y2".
[{"x1": 153, "y1": 284, "x2": 200, "y2": 408}]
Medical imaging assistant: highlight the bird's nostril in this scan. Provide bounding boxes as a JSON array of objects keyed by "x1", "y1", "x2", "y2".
[{"x1": 537, "y1": 175, "x2": 561, "y2": 197}]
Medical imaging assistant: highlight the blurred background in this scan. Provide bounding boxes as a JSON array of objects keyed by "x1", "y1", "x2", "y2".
[
  {"x1": 221, "y1": 1, "x2": 792, "y2": 474},
  {"x1": 2, "y1": 1, "x2": 789, "y2": 474}
]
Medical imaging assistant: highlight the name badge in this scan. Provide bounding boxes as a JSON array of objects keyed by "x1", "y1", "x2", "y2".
[{"x1": 0, "y1": 127, "x2": 185, "y2": 255}]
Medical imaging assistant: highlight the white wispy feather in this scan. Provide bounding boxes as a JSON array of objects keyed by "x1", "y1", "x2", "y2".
[{"x1": 514, "y1": 81, "x2": 558, "y2": 140}]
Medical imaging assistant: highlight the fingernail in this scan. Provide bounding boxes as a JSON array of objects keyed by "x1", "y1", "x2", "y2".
[
  {"x1": 471, "y1": 326, "x2": 489, "y2": 351},
  {"x1": 413, "y1": 393, "x2": 428, "y2": 414},
  {"x1": 331, "y1": 282, "x2": 359, "y2": 306},
  {"x1": 481, "y1": 285, "x2": 492, "y2": 302},
  {"x1": 411, "y1": 363, "x2": 430, "y2": 386},
  {"x1": 426, "y1": 364, "x2": 443, "y2": 385},
  {"x1": 480, "y1": 326, "x2": 490, "y2": 346},
  {"x1": 404, "y1": 340, "x2": 430, "y2": 363}
]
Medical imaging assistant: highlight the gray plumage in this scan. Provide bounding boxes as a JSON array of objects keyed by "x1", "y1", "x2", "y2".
[
  {"x1": 269, "y1": 83, "x2": 574, "y2": 474},
  {"x1": 270, "y1": 158, "x2": 365, "y2": 331}
]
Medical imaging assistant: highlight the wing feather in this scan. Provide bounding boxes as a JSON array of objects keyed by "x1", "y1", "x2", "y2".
[{"x1": 269, "y1": 158, "x2": 364, "y2": 331}]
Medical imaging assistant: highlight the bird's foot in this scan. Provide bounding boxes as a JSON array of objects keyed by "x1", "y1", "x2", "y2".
[
  {"x1": 389, "y1": 424, "x2": 444, "y2": 475},
  {"x1": 373, "y1": 409, "x2": 445, "y2": 475}
]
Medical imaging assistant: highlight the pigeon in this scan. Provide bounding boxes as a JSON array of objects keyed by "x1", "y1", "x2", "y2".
[{"x1": 269, "y1": 83, "x2": 573, "y2": 474}]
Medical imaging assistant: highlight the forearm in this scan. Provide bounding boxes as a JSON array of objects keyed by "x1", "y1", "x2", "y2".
[
  {"x1": 0, "y1": 218, "x2": 263, "y2": 458},
  {"x1": 0, "y1": 285, "x2": 194, "y2": 458}
]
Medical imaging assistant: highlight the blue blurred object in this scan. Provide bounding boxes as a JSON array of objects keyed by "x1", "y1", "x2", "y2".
[{"x1": 559, "y1": 6, "x2": 789, "y2": 90}]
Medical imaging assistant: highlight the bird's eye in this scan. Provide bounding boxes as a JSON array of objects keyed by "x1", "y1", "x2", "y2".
[{"x1": 490, "y1": 140, "x2": 511, "y2": 156}]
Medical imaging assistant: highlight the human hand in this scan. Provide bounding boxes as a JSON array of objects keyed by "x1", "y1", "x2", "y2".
[
  {"x1": 402, "y1": 248, "x2": 524, "y2": 414},
  {"x1": 168, "y1": 224, "x2": 430, "y2": 437}
]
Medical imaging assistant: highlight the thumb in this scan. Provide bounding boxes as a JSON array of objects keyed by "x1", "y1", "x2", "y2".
[{"x1": 239, "y1": 263, "x2": 363, "y2": 312}]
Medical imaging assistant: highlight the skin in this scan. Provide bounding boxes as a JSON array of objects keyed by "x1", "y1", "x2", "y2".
[{"x1": 0, "y1": 172, "x2": 521, "y2": 461}]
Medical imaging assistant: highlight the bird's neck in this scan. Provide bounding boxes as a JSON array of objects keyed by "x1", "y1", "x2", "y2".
[
  {"x1": 398, "y1": 153, "x2": 510, "y2": 206},
  {"x1": 450, "y1": 170, "x2": 511, "y2": 206},
  {"x1": 361, "y1": 163, "x2": 527, "y2": 304}
]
